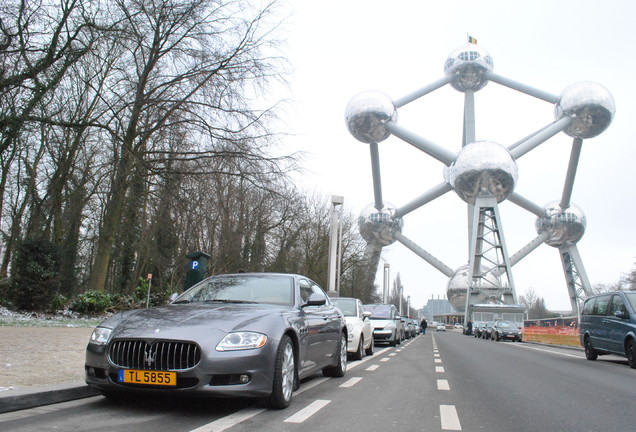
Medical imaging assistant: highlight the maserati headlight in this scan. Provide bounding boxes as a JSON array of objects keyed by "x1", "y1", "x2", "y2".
[
  {"x1": 90, "y1": 327, "x2": 112, "y2": 345},
  {"x1": 216, "y1": 332, "x2": 268, "y2": 351}
]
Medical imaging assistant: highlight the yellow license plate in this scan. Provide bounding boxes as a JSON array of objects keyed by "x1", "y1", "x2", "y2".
[{"x1": 118, "y1": 369, "x2": 177, "y2": 386}]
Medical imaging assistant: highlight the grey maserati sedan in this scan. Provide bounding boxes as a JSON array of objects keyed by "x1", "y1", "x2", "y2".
[{"x1": 85, "y1": 273, "x2": 348, "y2": 409}]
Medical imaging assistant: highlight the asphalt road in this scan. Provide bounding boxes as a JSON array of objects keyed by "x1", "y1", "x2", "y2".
[{"x1": 1, "y1": 331, "x2": 634, "y2": 431}]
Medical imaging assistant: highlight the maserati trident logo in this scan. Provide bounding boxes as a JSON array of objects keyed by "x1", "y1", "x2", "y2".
[{"x1": 144, "y1": 346, "x2": 156, "y2": 367}]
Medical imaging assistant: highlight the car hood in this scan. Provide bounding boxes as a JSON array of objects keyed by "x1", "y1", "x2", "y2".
[{"x1": 102, "y1": 303, "x2": 289, "y2": 340}]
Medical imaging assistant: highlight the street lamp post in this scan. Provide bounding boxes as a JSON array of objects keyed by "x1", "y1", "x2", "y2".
[{"x1": 328, "y1": 195, "x2": 344, "y2": 294}]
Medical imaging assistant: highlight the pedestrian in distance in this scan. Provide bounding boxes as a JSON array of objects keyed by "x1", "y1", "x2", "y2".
[{"x1": 420, "y1": 319, "x2": 428, "y2": 335}]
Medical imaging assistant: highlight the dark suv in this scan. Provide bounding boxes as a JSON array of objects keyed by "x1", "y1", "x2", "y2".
[{"x1": 579, "y1": 291, "x2": 636, "y2": 368}]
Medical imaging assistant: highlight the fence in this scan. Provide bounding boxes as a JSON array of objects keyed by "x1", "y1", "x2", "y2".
[{"x1": 523, "y1": 317, "x2": 580, "y2": 348}]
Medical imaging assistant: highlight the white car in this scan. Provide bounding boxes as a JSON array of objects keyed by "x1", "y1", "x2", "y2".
[
  {"x1": 436, "y1": 323, "x2": 446, "y2": 332},
  {"x1": 332, "y1": 297, "x2": 374, "y2": 359}
]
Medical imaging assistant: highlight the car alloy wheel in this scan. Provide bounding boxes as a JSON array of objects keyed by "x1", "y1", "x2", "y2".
[
  {"x1": 323, "y1": 332, "x2": 347, "y2": 377},
  {"x1": 265, "y1": 335, "x2": 295, "y2": 409},
  {"x1": 365, "y1": 337, "x2": 374, "y2": 356}
]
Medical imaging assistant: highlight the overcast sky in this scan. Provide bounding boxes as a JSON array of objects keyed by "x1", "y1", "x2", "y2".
[{"x1": 275, "y1": 0, "x2": 636, "y2": 311}]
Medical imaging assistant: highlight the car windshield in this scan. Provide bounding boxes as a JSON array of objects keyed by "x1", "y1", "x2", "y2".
[
  {"x1": 497, "y1": 321, "x2": 518, "y2": 329},
  {"x1": 174, "y1": 274, "x2": 293, "y2": 306},
  {"x1": 332, "y1": 298, "x2": 357, "y2": 316},
  {"x1": 364, "y1": 304, "x2": 392, "y2": 318},
  {"x1": 624, "y1": 292, "x2": 636, "y2": 312}
]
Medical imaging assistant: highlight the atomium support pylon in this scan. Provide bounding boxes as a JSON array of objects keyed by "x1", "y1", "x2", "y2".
[{"x1": 346, "y1": 41, "x2": 615, "y2": 323}]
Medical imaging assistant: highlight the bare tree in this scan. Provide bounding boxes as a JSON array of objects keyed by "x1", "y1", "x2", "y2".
[{"x1": 87, "y1": 0, "x2": 287, "y2": 291}]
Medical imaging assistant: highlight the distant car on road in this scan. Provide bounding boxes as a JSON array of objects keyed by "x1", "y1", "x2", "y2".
[
  {"x1": 436, "y1": 323, "x2": 446, "y2": 332},
  {"x1": 85, "y1": 273, "x2": 348, "y2": 409},
  {"x1": 473, "y1": 322, "x2": 485, "y2": 338},
  {"x1": 481, "y1": 321, "x2": 495, "y2": 339},
  {"x1": 491, "y1": 320, "x2": 522, "y2": 342},
  {"x1": 332, "y1": 297, "x2": 374, "y2": 360}
]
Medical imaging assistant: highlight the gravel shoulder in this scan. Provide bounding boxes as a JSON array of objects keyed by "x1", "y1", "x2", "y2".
[{"x1": 0, "y1": 326, "x2": 95, "y2": 391}]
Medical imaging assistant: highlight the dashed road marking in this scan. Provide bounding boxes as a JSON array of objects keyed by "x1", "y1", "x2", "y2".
[
  {"x1": 436, "y1": 366, "x2": 445, "y2": 373},
  {"x1": 437, "y1": 379, "x2": 450, "y2": 391},
  {"x1": 284, "y1": 399, "x2": 330, "y2": 423},
  {"x1": 366, "y1": 364, "x2": 379, "y2": 371},
  {"x1": 381, "y1": 357, "x2": 391, "y2": 362},
  {"x1": 339, "y1": 377, "x2": 363, "y2": 388},
  {"x1": 190, "y1": 406, "x2": 266, "y2": 432},
  {"x1": 440, "y1": 405, "x2": 462, "y2": 430},
  {"x1": 296, "y1": 377, "x2": 329, "y2": 395},
  {"x1": 435, "y1": 358, "x2": 442, "y2": 363}
]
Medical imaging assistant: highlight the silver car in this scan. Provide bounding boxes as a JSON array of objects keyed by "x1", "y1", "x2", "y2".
[
  {"x1": 85, "y1": 273, "x2": 348, "y2": 409},
  {"x1": 364, "y1": 303, "x2": 403, "y2": 346}
]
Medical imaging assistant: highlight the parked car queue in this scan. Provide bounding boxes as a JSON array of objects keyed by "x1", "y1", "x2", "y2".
[
  {"x1": 85, "y1": 274, "x2": 425, "y2": 412},
  {"x1": 472, "y1": 320, "x2": 523, "y2": 342}
]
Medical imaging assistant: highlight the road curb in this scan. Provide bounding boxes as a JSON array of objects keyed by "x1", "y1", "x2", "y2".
[{"x1": 0, "y1": 382, "x2": 100, "y2": 414}]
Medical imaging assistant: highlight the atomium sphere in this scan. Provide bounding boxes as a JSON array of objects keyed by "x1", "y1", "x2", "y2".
[
  {"x1": 536, "y1": 201, "x2": 586, "y2": 248},
  {"x1": 555, "y1": 81, "x2": 615, "y2": 139},
  {"x1": 345, "y1": 90, "x2": 397, "y2": 143},
  {"x1": 444, "y1": 44, "x2": 494, "y2": 92},
  {"x1": 357, "y1": 202, "x2": 403, "y2": 248},
  {"x1": 448, "y1": 141, "x2": 518, "y2": 204},
  {"x1": 446, "y1": 265, "x2": 502, "y2": 312}
]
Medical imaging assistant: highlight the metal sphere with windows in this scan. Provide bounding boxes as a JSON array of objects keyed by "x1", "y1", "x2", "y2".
[
  {"x1": 447, "y1": 265, "x2": 502, "y2": 312},
  {"x1": 536, "y1": 201, "x2": 586, "y2": 247},
  {"x1": 357, "y1": 202, "x2": 403, "y2": 248},
  {"x1": 345, "y1": 90, "x2": 397, "y2": 143},
  {"x1": 444, "y1": 44, "x2": 493, "y2": 92},
  {"x1": 555, "y1": 81, "x2": 615, "y2": 139},
  {"x1": 448, "y1": 141, "x2": 518, "y2": 204}
]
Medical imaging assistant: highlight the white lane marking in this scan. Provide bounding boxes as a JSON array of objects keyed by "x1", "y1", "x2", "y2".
[
  {"x1": 381, "y1": 357, "x2": 391, "y2": 362},
  {"x1": 296, "y1": 377, "x2": 329, "y2": 395},
  {"x1": 389, "y1": 353, "x2": 397, "y2": 356},
  {"x1": 347, "y1": 347, "x2": 389, "y2": 371},
  {"x1": 284, "y1": 399, "x2": 330, "y2": 423},
  {"x1": 435, "y1": 358, "x2": 442, "y2": 363},
  {"x1": 191, "y1": 346, "x2": 392, "y2": 431},
  {"x1": 440, "y1": 405, "x2": 462, "y2": 430},
  {"x1": 511, "y1": 343, "x2": 583, "y2": 358},
  {"x1": 434, "y1": 353, "x2": 440, "y2": 357},
  {"x1": 339, "y1": 377, "x2": 363, "y2": 388},
  {"x1": 437, "y1": 379, "x2": 450, "y2": 391},
  {"x1": 436, "y1": 366, "x2": 445, "y2": 373},
  {"x1": 190, "y1": 406, "x2": 266, "y2": 432}
]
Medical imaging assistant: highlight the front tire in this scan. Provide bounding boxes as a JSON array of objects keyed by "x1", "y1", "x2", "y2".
[
  {"x1": 353, "y1": 337, "x2": 364, "y2": 361},
  {"x1": 365, "y1": 337, "x2": 374, "y2": 356},
  {"x1": 584, "y1": 336, "x2": 598, "y2": 361},
  {"x1": 626, "y1": 339, "x2": 636, "y2": 369},
  {"x1": 263, "y1": 335, "x2": 295, "y2": 409},
  {"x1": 323, "y1": 332, "x2": 347, "y2": 377}
]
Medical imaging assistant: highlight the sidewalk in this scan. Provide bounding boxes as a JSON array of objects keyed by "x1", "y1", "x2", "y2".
[{"x1": 0, "y1": 326, "x2": 98, "y2": 414}]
